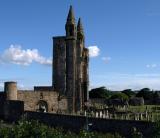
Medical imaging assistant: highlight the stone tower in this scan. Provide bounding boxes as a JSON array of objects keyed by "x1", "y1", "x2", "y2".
[{"x1": 53, "y1": 6, "x2": 89, "y2": 113}]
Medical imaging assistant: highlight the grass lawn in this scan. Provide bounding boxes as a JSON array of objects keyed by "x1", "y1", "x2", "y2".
[
  {"x1": 128, "y1": 105, "x2": 160, "y2": 112},
  {"x1": 128, "y1": 105, "x2": 160, "y2": 121}
]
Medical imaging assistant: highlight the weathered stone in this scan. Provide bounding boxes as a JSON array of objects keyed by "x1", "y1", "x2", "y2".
[{"x1": 1, "y1": 6, "x2": 89, "y2": 114}]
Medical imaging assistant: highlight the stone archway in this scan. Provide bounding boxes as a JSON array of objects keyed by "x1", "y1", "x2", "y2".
[{"x1": 37, "y1": 100, "x2": 48, "y2": 113}]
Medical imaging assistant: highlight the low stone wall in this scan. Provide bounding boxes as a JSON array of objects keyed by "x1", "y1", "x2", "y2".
[
  {"x1": 25, "y1": 111, "x2": 154, "y2": 138},
  {"x1": 2, "y1": 100, "x2": 24, "y2": 121},
  {"x1": 17, "y1": 91, "x2": 68, "y2": 113}
]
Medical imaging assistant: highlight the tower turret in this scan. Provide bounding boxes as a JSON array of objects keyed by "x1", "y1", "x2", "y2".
[
  {"x1": 5, "y1": 81, "x2": 17, "y2": 100},
  {"x1": 77, "y1": 18, "x2": 84, "y2": 57},
  {"x1": 53, "y1": 6, "x2": 89, "y2": 113},
  {"x1": 75, "y1": 18, "x2": 85, "y2": 112},
  {"x1": 65, "y1": 6, "x2": 77, "y2": 38},
  {"x1": 77, "y1": 18, "x2": 84, "y2": 42},
  {"x1": 65, "y1": 6, "x2": 77, "y2": 113}
]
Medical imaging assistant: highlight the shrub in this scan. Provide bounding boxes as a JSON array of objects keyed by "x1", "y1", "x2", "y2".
[
  {"x1": 0, "y1": 119, "x2": 123, "y2": 138},
  {"x1": 110, "y1": 93, "x2": 129, "y2": 101},
  {"x1": 89, "y1": 87, "x2": 111, "y2": 99},
  {"x1": 152, "y1": 121, "x2": 160, "y2": 138},
  {"x1": 136, "y1": 88, "x2": 154, "y2": 100}
]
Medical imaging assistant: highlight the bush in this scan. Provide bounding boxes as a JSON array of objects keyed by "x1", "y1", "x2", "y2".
[
  {"x1": 110, "y1": 93, "x2": 129, "y2": 101},
  {"x1": 136, "y1": 88, "x2": 154, "y2": 100},
  {"x1": 89, "y1": 87, "x2": 111, "y2": 99},
  {"x1": 121, "y1": 89, "x2": 135, "y2": 98},
  {"x1": 0, "y1": 119, "x2": 123, "y2": 138},
  {"x1": 152, "y1": 121, "x2": 160, "y2": 138}
]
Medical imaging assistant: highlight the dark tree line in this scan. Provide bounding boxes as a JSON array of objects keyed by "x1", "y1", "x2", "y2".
[{"x1": 89, "y1": 87, "x2": 160, "y2": 104}]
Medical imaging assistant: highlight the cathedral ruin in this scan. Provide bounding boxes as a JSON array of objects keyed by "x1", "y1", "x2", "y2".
[{"x1": 0, "y1": 6, "x2": 89, "y2": 114}]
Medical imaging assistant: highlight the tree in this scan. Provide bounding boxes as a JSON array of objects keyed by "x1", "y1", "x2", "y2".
[
  {"x1": 136, "y1": 88, "x2": 154, "y2": 100},
  {"x1": 89, "y1": 87, "x2": 111, "y2": 99},
  {"x1": 121, "y1": 89, "x2": 135, "y2": 98},
  {"x1": 153, "y1": 91, "x2": 160, "y2": 104},
  {"x1": 152, "y1": 120, "x2": 160, "y2": 138},
  {"x1": 153, "y1": 91, "x2": 160, "y2": 99},
  {"x1": 110, "y1": 93, "x2": 129, "y2": 101}
]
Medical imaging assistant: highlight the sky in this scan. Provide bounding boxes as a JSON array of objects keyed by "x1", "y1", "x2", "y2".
[{"x1": 0, "y1": 0, "x2": 160, "y2": 91}]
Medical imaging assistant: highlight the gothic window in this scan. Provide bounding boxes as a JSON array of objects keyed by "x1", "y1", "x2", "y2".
[
  {"x1": 37, "y1": 100, "x2": 48, "y2": 113},
  {"x1": 40, "y1": 92, "x2": 43, "y2": 99}
]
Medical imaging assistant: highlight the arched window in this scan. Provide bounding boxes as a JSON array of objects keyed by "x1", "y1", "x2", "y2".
[{"x1": 37, "y1": 100, "x2": 48, "y2": 113}]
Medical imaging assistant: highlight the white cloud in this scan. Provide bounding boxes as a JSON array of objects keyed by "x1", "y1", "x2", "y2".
[
  {"x1": 0, "y1": 45, "x2": 52, "y2": 66},
  {"x1": 88, "y1": 46, "x2": 100, "y2": 57},
  {"x1": 146, "y1": 64, "x2": 158, "y2": 68},
  {"x1": 101, "y1": 57, "x2": 111, "y2": 63}
]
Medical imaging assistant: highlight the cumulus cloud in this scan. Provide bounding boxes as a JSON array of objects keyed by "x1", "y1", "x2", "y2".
[
  {"x1": 88, "y1": 46, "x2": 100, "y2": 57},
  {"x1": 101, "y1": 57, "x2": 111, "y2": 63},
  {"x1": 146, "y1": 64, "x2": 158, "y2": 68},
  {"x1": 0, "y1": 45, "x2": 52, "y2": 66}
]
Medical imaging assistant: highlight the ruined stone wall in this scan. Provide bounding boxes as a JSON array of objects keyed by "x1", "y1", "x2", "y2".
[
  {"x1": 25, "y1": 111, "x2": 154, "y2": 138},
  {"x1": 0, "y1": 94, "x2": 5, "y2": 118},
  {"x1": 5, "y1": 82, "x2": 17, "y2": 100},
  {"x1": 3, "y1": 100, "x2": 24, "y2": 121},
  {"x1": 17, "y1": 90, "x2": 68, "y2": 113},
  {"x1": 0, "y1": 92, "x2": 6, "y2": 101},
  {"x1": 53, "y1": 36, "x2": 66, "y2": 95},
  {"x1": 83, "y1": 48, "x2": 89, "y2": 102},
  {"x1": 66, "y1": 38, "x2": 77, "y2": 113}
]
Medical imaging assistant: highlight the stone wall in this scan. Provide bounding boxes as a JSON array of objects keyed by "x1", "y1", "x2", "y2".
[
  {"x1": 5, "y1": 82, "x2": 17, "y2": 100},
  {"x1": 17, "y1": 90, "x2": 68, "y2": 113},
  {"x1": 53, "y1": 36, "x2": 66, "y2": 95},
  {"x1": 34, "y1": 86, "x2": 54, "y2": 91},
  {"x1": 0, "y1": 92, "x2": 5, "y2": 101},
  {"x1": 25, "y1": 111, "x2": 154, "y2": 138},
  {"x1": 0, "y1": 92, "x2": 5, "y2": 117},
  {"x1": 2, "y1": 100, "x2": 24, "y2": 121}
]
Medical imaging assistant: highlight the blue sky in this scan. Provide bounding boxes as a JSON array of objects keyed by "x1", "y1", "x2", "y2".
[{"x1": 0, "y1": 0, "x2": 160, "y2": 91}]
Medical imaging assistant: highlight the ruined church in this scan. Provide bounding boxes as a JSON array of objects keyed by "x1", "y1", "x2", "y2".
[{"x1": 0, "y1": 6, "x2": 89, "y2": 114}]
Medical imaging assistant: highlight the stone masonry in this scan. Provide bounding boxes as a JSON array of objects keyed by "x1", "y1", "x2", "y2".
[
  {"x1": 53, "y1": 6, "x2": 89, "y2": 113},
  {"x1": 0, "y1": 6, "x2": 89, "y2": 114}
]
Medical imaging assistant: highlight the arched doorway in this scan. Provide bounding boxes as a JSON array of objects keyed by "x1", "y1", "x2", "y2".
[{"x1": 37, "y1": 100, "x2": 48, "y2": 113}]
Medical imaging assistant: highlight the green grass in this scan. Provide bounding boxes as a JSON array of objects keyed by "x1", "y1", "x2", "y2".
[
  {"x1": 127, "y1": 105, "x2": 160, "y2": 122},
  {"x1": 128, "y1": 105, "x2": 160, "y2": 113}
]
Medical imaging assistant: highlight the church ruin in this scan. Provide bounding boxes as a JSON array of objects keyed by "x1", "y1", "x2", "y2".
[{"x1": 0, "y1": 6, "x2": 89, "y2": 114}]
